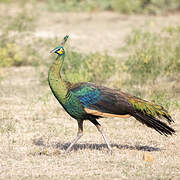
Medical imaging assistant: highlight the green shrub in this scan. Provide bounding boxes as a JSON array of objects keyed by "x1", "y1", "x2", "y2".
[
  {"x1": 40, "y1": 0, "x2": 180, "y2": 14},
  {"x1": 45, "y1": 0, "x2": 112, "y2": 12},
  {"x1": 111, "y1": 0, "x2": 180, "y2": 14},
  {"x1": 149, "y1": 89, "x2": 180, "y2": 110},
  {"x1": 63, "y1": 50, "x2": 116, "y2": 83},
  {"x1": 0, "y1": 0, "x2": 12, "y2": 2},
  {"x1": 124, "y1": 27, "x2": 180, "y2": 85},
  {"x1": 0, "y1": 33, "x2": 42, "y2": 68},
  {"x1": 1, "y1": 0, "x2": 180, "y2": 14},
  {"x1": 0, "y1": 5, "x2": 37, "y2": 67},
  {"x1": 0, "y1": 43, "x2": 24, "y2": 67},
  {"x1": 111, "y1": 0, "x2": 142, "y2": 13}
]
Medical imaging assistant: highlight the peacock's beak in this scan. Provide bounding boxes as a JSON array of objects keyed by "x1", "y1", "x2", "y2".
[{"x1": 50, "y1": 47, "x2": 57, "y2": 53}]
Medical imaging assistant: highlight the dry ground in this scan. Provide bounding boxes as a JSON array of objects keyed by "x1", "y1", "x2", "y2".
[
  {"x1": 35, "y1": 12, "x2": 180, "y2": 54},
  {"x1": 0, "y1": 11, "x2": 180, "y2": 179}
]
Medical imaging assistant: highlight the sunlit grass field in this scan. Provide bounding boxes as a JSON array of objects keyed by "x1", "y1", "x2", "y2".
[{"x1": 0, "y1": 1, "x2": 180, "y2": 179}]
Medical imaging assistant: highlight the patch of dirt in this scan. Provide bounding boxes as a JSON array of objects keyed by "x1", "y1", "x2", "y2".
[{"x1": 36, "y1": 12, "x2": 180, "y2": 54}]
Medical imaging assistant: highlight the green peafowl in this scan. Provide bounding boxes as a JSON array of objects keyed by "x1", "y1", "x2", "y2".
[{"x1": 48, "y1": 35, "x2": 175, "y2": 153}]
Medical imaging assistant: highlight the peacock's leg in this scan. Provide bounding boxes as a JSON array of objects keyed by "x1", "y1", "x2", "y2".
[
  {"x1": 65, "y1": 120, "x2": 83, "y2": 153},
  {"x1": 90, "y1": 119, "x2": 112, "y2": 152}
]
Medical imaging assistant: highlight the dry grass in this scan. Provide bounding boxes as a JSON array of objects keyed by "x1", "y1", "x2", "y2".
[{"x1": 0, "y1": 66, "x2": 179, "y2": 179}]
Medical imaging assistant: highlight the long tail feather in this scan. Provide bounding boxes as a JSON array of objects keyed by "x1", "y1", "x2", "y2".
[
  {"x1": 132, "y1": 111, "x2": 175, "y2": 136},
  {"x1": 127, "y1": 96, "x2": 174, "y2": 125}
]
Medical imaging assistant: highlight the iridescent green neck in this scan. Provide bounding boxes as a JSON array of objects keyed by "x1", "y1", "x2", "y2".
[{"x1": 48, "y1": 55, "x2": 68, "y2": 103}]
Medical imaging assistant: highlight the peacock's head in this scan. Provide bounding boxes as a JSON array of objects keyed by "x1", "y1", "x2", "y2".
[
  {"x1": 50, "y1": 35, "x2": 69, "y2": 58},
  {"x1": 50, "y1": 46, "x2": 65, "y2": 56}
]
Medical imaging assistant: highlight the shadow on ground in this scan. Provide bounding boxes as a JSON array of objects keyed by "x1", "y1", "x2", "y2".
[
  {"x1": 56, "y1": 143, "x2": 160, "y2": 152},
  {"x1": 33, "y1": 137, "x2": 160, "y2": 152}
]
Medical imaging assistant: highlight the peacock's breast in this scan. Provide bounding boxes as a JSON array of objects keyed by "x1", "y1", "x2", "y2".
[{"x1": 63, "y1": 94, "x2": 86, "y2": 120}]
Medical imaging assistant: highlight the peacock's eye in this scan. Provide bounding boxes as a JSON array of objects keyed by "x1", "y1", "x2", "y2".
[{"x1": 57, "y1": 48, "x2": 64, "y2": 55}]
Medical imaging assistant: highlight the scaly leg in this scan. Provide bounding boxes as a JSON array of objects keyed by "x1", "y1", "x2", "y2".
[
  {"x1": 90, "y1": 119, "x2": 112, "y2": 152},
  {"x1": 65, "y1": 120, "x2": 83, "y2": 153}
]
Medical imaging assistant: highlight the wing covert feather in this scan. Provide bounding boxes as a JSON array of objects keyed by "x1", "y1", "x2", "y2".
[{"x1": 69, "y1": 82, "x2": 133, "y2": 116}]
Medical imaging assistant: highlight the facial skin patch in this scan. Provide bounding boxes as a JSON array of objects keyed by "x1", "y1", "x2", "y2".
[{"x1": 57, "y1": 48, "x2": 64, "y2": 55}]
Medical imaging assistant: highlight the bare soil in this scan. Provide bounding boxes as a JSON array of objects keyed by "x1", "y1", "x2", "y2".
[{"x1": 36, "y1": 12, "x2": 180, "y2": 54}]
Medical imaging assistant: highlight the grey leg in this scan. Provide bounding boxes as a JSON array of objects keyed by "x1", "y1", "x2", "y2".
[
  {"x1": 65, "y1": 120, "x2": 83, "y2": 153},
  {"x1": 90, "y1": 119, "x2": 112, "y2": 152}
]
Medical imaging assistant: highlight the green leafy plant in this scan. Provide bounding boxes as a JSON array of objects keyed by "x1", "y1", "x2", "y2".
[
  {"x1": 45, "y1": 0, "x2": 112, "y2": 12},
  {"x1": 0, "y1": 42, "x2": 24, "y2": 67},
  {"x1": 149, "y1": 89, "x2": 180, "y2": 110},
  {"x1": 124, "y1": 27, "x2": 180, "y2": 85},
  {"x1": 63, "y1": 50, "x2": 116, "y2": 83},
  {"x1": 40, "y1": 0, "x2": 180, "y2": 14}
]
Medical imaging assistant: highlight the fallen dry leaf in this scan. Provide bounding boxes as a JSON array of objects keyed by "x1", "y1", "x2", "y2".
[{"x1": 143, "y1": 152, "x2": 153, "y2": 163}]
